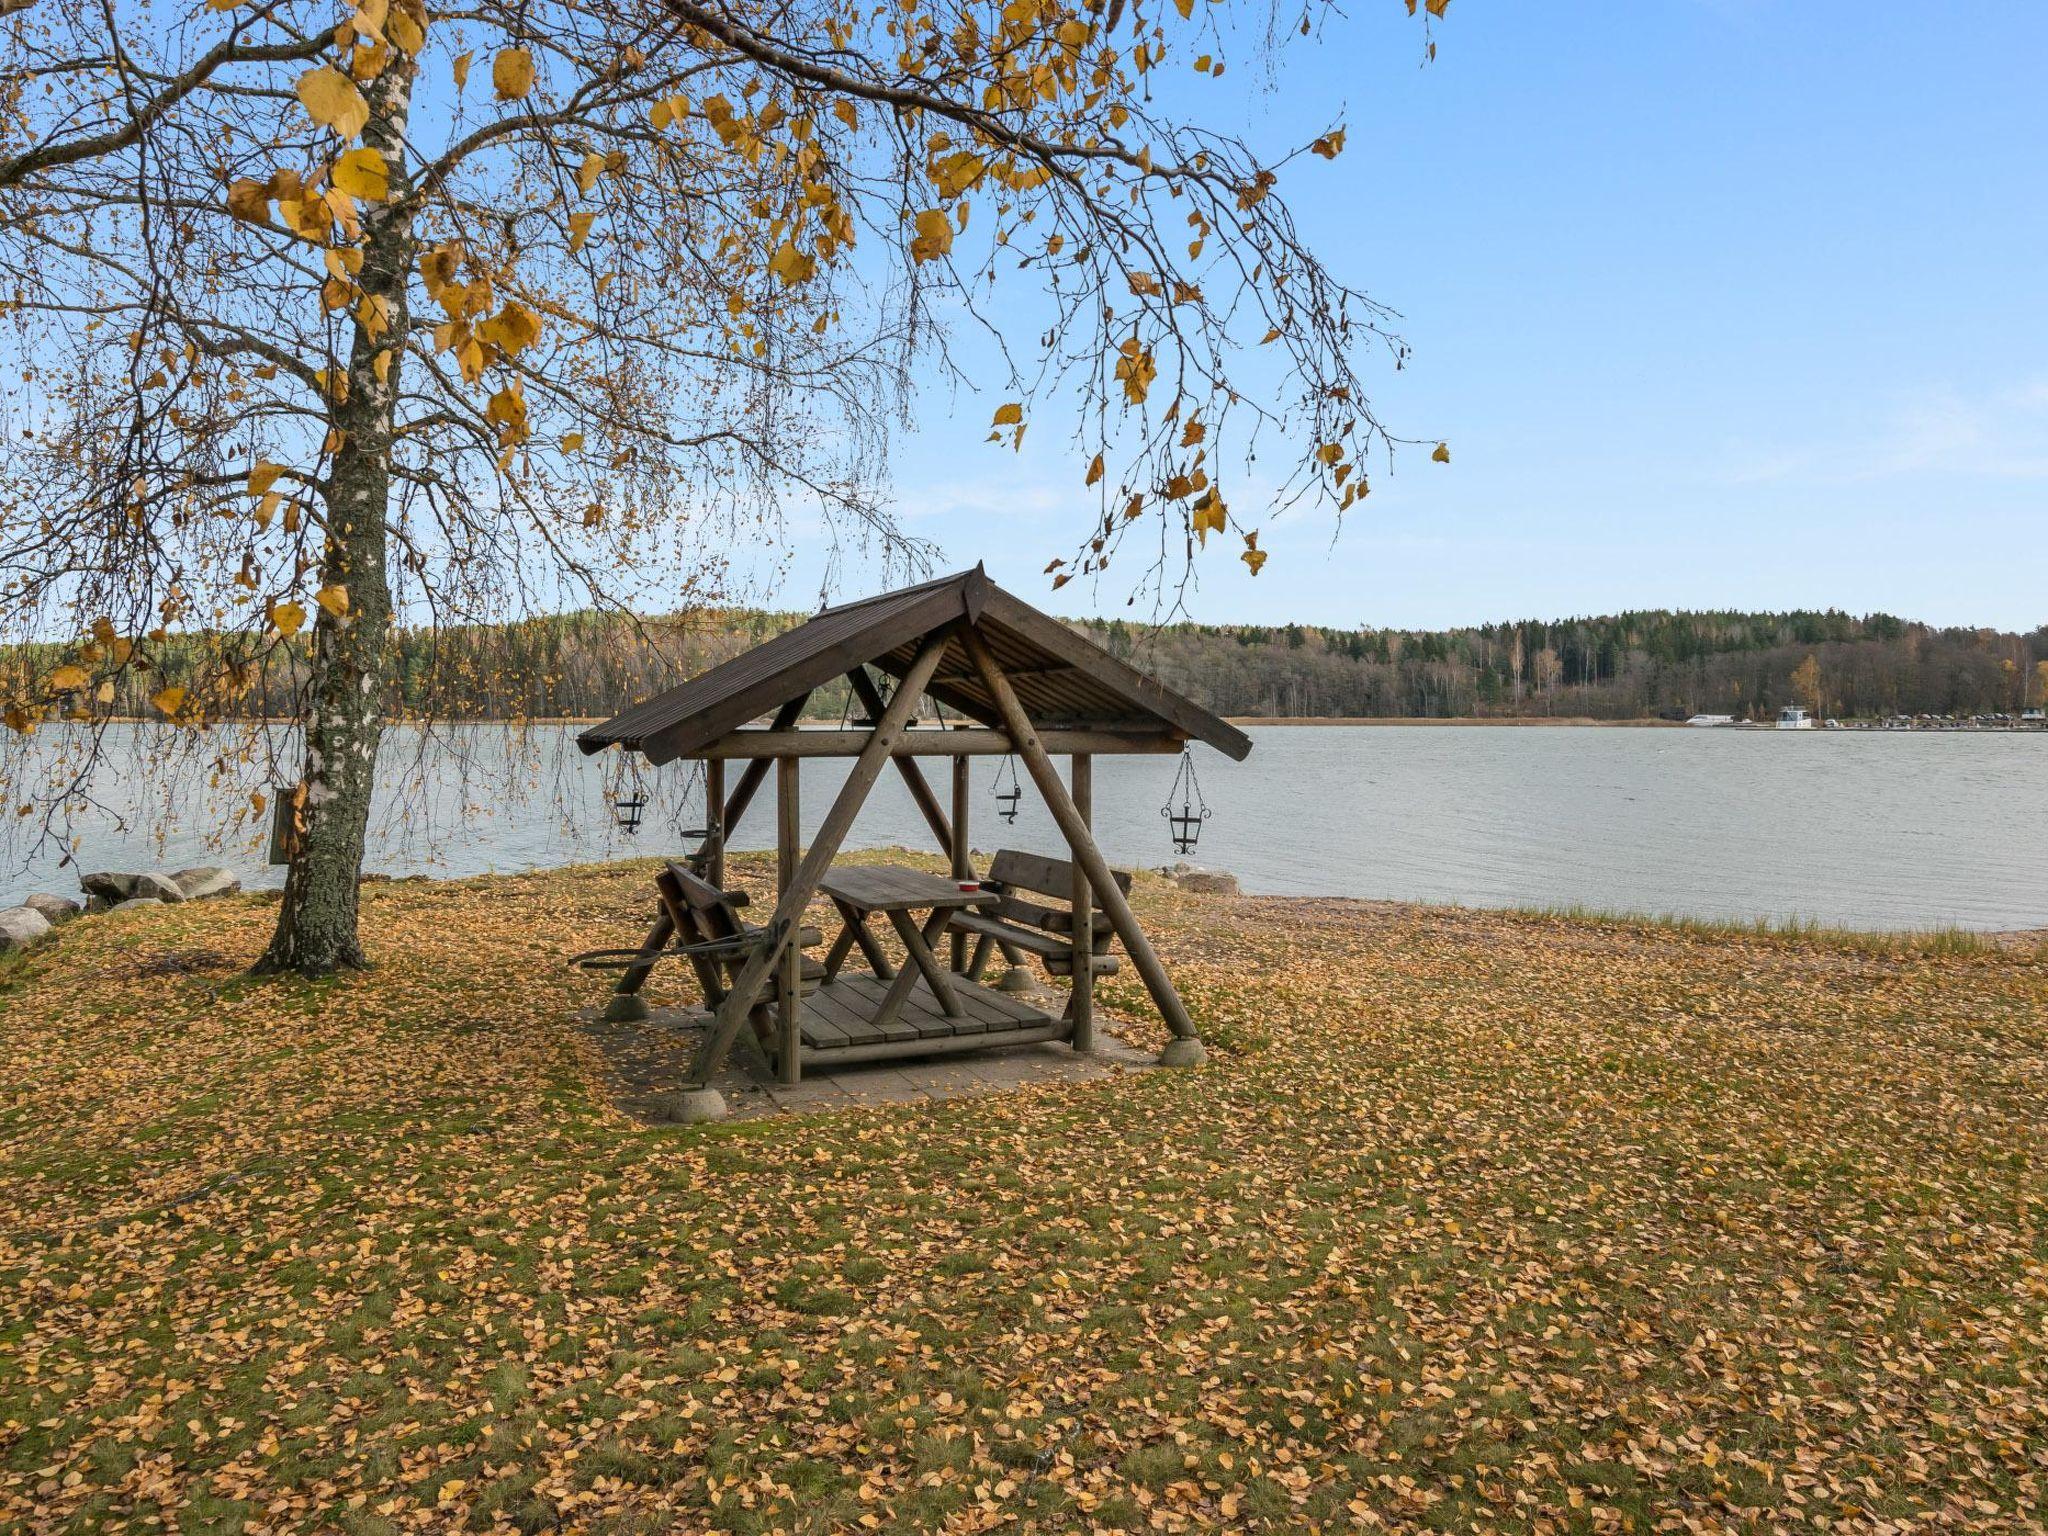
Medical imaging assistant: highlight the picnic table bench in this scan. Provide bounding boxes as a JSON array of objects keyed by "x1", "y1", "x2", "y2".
[{"x1": 947, "y1": 848, "x2": 1128, "y2": 982}]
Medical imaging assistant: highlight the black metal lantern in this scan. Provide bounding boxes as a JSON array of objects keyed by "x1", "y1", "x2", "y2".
[
  {"x1": 611, "y1": 788, "x2": 649, "y2": 835},
  {"x1": 608, "y1": 754, "x2": 650, "y2": 836},
  {"x1": 993, "y1": 753, "x2": 1023, "y2": 823},
  {"x1": 1161, "y1": 748, "x2": 1211, "y2": 854}
]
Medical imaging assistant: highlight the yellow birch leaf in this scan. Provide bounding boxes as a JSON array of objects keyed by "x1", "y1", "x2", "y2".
[
  {"x1": 248, "y1": 461, "x2": 286, "y2": 496},
  {"x1": 48, "y1": 665, "x2": 89, "y2": 693},
  {"x1": 476, "y1": 302, "x2": 541, "y2": 355},
  {"x1": 330, "y1": 146, "x2": 390, "y2": 201},
  {"x1": 560, "y1": 431, "x2": 585, "y2": 452},
  {"x1": 768, "y1": 241, "x2": 815, "y2": 287},
  {"x1": 314, "y1": 584, "x2": 350, "y2": 619},
  {"x1": 1432, "y1": 441, "x2": 1451, "y2": 463},
  {"x1": 991, "y1": 402, "x2": 1023, "y2": 426},
  {"x1": 576, "y1": 152, "x2": 606, "y2": 195},
  {"x1": 297, "y1": 66, "x2": 370, "y2": 138},
  {"x1": 226, "y1": 178, "x2": 272, "y2": 224},
  {"x1": 372, "y1": 348, "x2": 393, "y2": 384},
  {"x1": 270, "y1": 601, "x2": 307, "y2": 637},
  {"x1": 567, "y1": 211, "x2": 596, "y2": 253},
  {"x1": 909, "y1": 208, "x2": 953, "y2": 262},
  {"x1": 151, "y1": 685, "x2": 186, "y2": 716},
  {"x1": 451, "y1": 50, "x2": 472, "y2": 89},
  {"x1": 355, "y1": 292, "x2": 391, "y2": 339},
  {"x1": 1085, "y1": 453, "x2": 1104, "y2": 486},
  {"x1": 385, "y1": 6, "x2": 424, "y2": 54},
  {"x1": 493, "y1": 47, "x2": 534, "y2": 101}
]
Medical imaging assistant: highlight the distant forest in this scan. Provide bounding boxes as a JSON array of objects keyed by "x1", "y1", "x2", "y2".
[
  {"x1": 1080, "y1": 610, "x2": 2048, "y2": 721},
  {"x1": 16, "y1": 606, "x2": 2048, "y2": 724}
]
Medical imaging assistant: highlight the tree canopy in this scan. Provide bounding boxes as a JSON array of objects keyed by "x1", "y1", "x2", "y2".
[{"x1": 1, "y1": 0, "x2": 1442, "y2": 970}]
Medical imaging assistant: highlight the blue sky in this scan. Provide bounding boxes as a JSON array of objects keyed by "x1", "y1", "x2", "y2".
[{"x1": 776, "y1": 1, "x2": 2048, "y2": 632}]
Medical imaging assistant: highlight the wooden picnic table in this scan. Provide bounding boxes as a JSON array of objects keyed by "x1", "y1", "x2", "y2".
[{"x1": 818, "y1": 865, "x2": 999, "y2": 1033}]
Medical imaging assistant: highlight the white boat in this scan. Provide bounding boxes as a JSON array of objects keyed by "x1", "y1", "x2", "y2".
[
  {"x1": 1686, "y1": 713, "x2": 1735, "y2": 727},
  {"x1": 1776, "y1": 705, "x2": 1814, "y2": 730}
]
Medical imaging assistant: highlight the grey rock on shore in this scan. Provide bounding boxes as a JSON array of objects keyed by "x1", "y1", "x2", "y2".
[
  {"x1": 80, "y1": 866, "x2": 241, "y2": 904},
  {"x1": 80, "y1": 871, "x2": 141, "y2": 902},
  {"x1": 170, "y1": 867, "x2": 240, "y2": 900},
  {"x1": 0, "y1": 906, "x2": 53, "y2": 952},
  {"x1": 1158, "y1": 861, "x2": 1240, "y2": 896},
  {"x1": 21, "y1": 893, "x2": 81, "y2": 923}
]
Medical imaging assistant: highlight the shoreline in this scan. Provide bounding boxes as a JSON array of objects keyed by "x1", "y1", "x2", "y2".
[{"x1": 1224, "y1": 715, "x2": 1683, "y2": 728}]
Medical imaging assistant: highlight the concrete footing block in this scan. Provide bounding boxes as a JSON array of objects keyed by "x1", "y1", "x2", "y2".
[
  {"x1": 602, "y1": 992, "x2": 651, "y2": 1023},
  {"x1": 995, "y1": 965, "x2": 1045, "y2": 997},
  {"x1": 661, "y1": 1087, "x2": 728, "y2": 1124},
  {"x1": 1158, "y1": 1037, "x2": 1209, "y2": 1069}
]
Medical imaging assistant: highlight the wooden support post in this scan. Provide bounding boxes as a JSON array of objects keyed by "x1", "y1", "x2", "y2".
[
  {"x1": 1069, "y1": 753, "x2": 1094, "y2": 1052},
  {"x1": 719, "y1": 694, "x2": 810, "y2": 845},
  {"x1": 846, "y1": 668, "x2": 954, "y2": 851},
  {"x1": 960, "y1": 626, "x2": 1199, "y2": 1042},
  {"x1": 684, "y1": 629, "x2": 954, "y2": 1093},
  {"x1": 702, "y1": 758, "x2": 726, "y2": 890},
  {"x1": 776, "y1": 755, "x2": 801, "y2": 1084},
  {"x1": 951, "y1": 755, "x2": 971, "y2": 971}
]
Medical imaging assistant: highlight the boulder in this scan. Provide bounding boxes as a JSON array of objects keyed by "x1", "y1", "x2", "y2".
[
  {"x1": 80, "y1": 870, "x2": 141, "y2": 902},
  {"x1": 111, "y1": 896, "x2": 164, "y2": 912},
  {"x1": 21, "y1": 893, "x2": 81, "y2": 924},
  {"x1": 1161, "y1": 863, "x2": 1239, "y2": 896},
  {"x1": 0, "y1": 906, "x2": 53, "y2": 952},
  {"x1": 131, "y1": 872, "x2": 186, "y2": 904},
  {"x1": 169, "y1": 866, "x2": 240, "y2": 901}
]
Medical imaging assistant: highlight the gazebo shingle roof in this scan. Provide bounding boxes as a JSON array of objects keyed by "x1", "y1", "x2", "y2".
[{"x1": 577, "y1": 565, "x2": 1251, "y2": 765}]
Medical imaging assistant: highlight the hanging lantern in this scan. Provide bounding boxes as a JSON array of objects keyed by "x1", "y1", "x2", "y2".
[
  {"x1": 608, "y1": 754, "x2": 650, "y2": 835},
  {"x1": 993, "y1": 753, "x2": 1023, "y2": 824},
  {"x1": 611, "y1": 788, "x2": 649, "y2": 835},
  {"x1": 1161, "y1": 748, "x2": 1211, "y2": 854}
]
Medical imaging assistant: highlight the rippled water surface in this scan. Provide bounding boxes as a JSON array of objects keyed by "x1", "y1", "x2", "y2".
[{"x1": 4, "y1": 724, "x2": 2043, "y2": 930}]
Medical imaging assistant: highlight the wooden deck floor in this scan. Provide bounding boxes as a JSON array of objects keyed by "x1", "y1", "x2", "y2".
[{"x1": 799, "y1": 973, "x2": 1065, "y2": 1058}]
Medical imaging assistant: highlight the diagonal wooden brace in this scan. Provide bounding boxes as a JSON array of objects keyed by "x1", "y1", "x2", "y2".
[
  {"x1": 959, "y1": 625, "x2": 1199, "y2": 1041},
  {"x1": 683, "y1": 628, "x2": 954, "y2": 1086}
]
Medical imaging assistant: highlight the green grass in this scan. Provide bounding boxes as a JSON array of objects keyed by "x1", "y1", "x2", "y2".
[{"x1": 1507, "y1": 900, "x2": 2032, "y2": 956}]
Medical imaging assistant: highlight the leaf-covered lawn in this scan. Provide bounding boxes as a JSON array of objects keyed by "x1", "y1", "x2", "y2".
[{"x1": 2, "y1": 858, "x2": 2044, "y2": 1533}]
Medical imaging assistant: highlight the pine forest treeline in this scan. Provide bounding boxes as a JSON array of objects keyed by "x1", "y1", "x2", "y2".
[{"x1": 9, "y1": 607, "x2": 2045, "y2": 725}]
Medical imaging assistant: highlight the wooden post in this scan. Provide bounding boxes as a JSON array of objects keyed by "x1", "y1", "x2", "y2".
[
  {"x1": 959, "y1": 626, "x2": 1199, "y2": 1042},
  {"x1": 684, "y1": 628, "x2": 954, "y2": 1090},
  {"x1": 718, "y1": 694, "x2": 810, "y2": 843},
  {"x1": 847, "y1": 667, "x2": 954, "y2": 851},
  {"x1": 776, "y1": 755, "x2": 801, "y2": 1084},
  {"x1": 1069, "y1": 753, "x2": 1094, "y2": 1052},
  {"x1": 951, "y1": 755, "x2": 971, "y2": 971},
  {"x1": 703, "y1": 758, "x2": 726, "y2": 890}
]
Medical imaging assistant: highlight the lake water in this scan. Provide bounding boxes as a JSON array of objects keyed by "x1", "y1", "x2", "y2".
[{"x1": 2, "y1": 725, "x2": 2043, "y2": 931}]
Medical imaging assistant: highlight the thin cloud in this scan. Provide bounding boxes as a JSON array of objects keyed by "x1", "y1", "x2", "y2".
[{"x1": 1725, "y1": 378, "x2": 2048, "y2": 485}]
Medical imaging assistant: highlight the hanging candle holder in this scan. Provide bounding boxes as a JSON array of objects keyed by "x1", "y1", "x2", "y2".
[
  {"x1": 1161, "y1": 748, "x2": 1211, "y2": 854},
  {"x1": 993, "y1": 753, "x2": 1023, "y2": 824},
  {"x1": 673, "y1": 759, "x2": 708, "y2": 842},
  {"x1": 608, "y1": 755, "x2": 650, "y2": 835}
]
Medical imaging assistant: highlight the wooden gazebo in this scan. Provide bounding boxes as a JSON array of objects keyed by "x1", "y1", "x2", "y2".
[{"x1": 577, "y1": 565, "x2": 1251, "y2": 1120}]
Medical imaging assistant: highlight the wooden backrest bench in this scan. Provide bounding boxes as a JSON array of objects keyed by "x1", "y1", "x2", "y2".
[
  {"x1": 949, "y1": 848, "x2": 1132, "y2": 980},
  {"x1": 656, "y1": 862, "x2": 824, "y2": 1022}
]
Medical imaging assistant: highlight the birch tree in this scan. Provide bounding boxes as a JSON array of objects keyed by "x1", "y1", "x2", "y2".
[{"x1": 2, "y1": 0, "x2": 1437, "y2": 974}]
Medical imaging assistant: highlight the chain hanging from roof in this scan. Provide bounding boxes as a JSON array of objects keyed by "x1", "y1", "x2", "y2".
[{"x1": 1162, "y1": 748, "x2": 1211, "y2": 855}]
